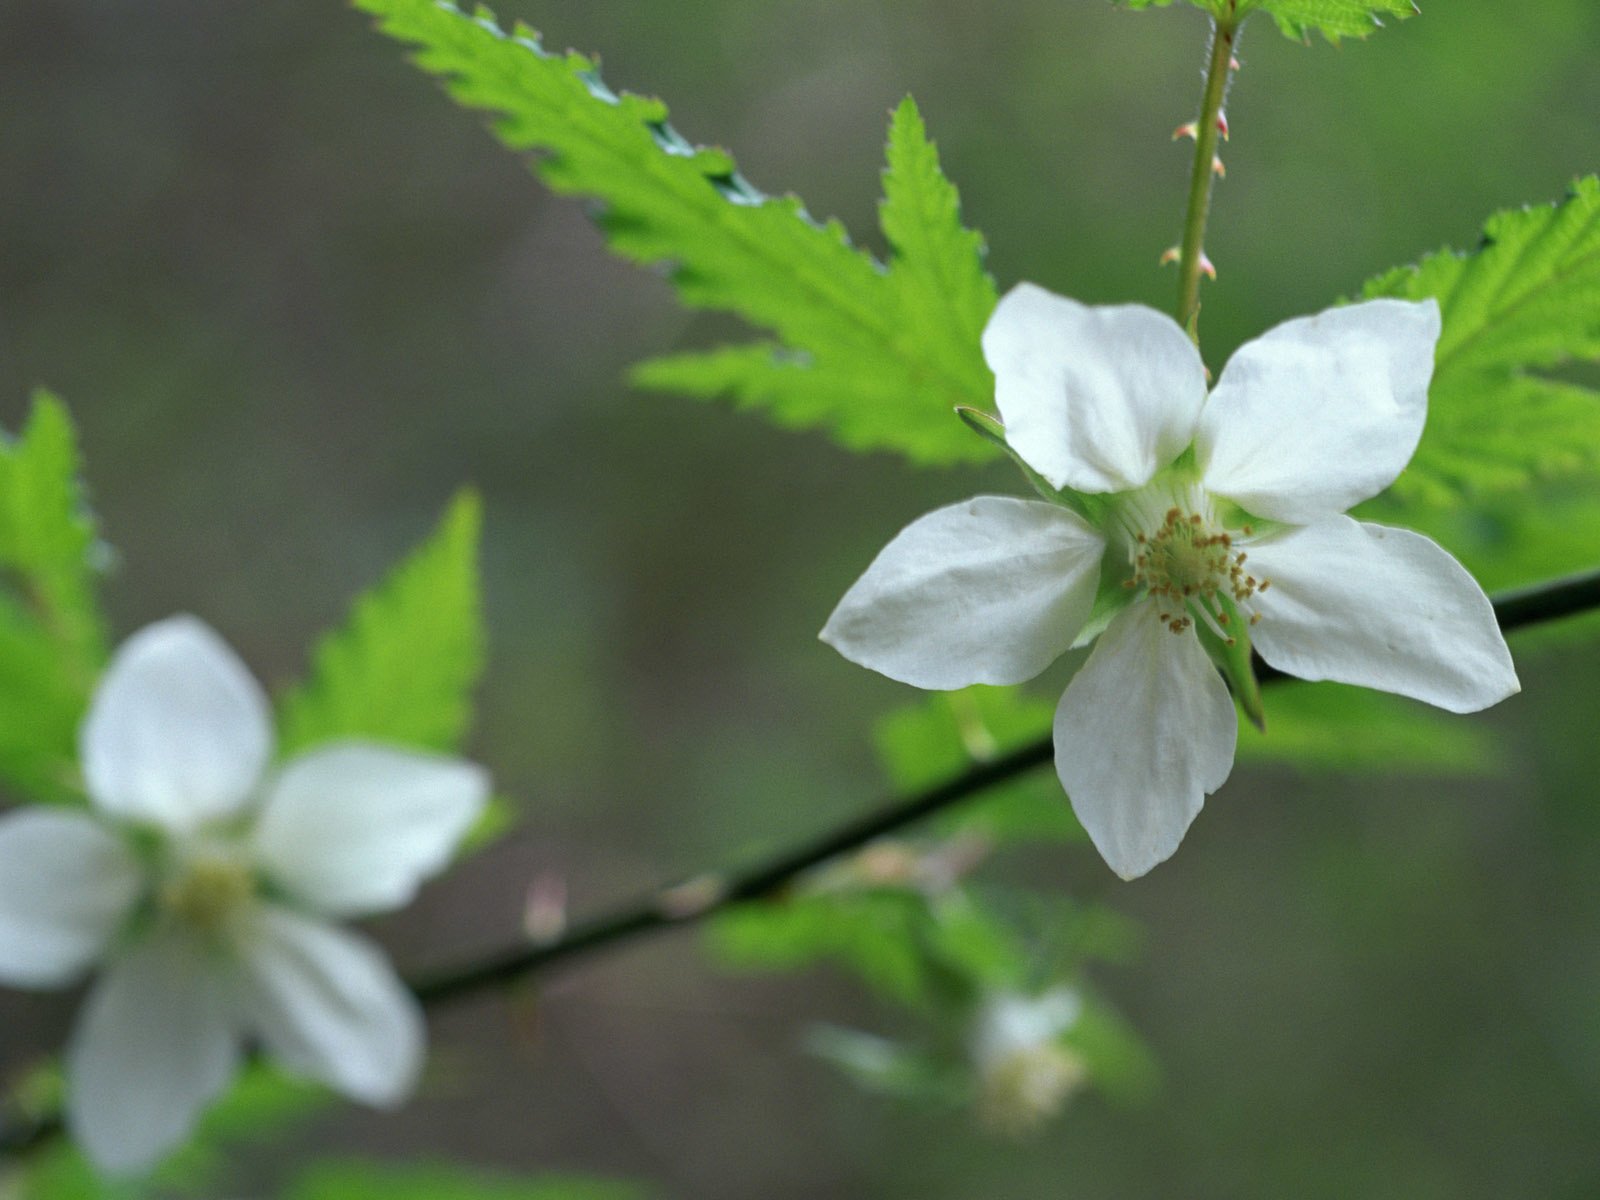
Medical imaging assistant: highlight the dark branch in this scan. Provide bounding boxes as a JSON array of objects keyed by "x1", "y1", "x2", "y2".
[
  {"x1": 5, "y1": 567, "x2": 1599, "y2": 1158},
  {"x1": 414, "y1": 565, "x2": 1600, "y2": 1003}
]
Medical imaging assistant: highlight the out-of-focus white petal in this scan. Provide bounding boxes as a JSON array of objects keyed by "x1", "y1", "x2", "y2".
[
  {"x1": 239, "y1": 905, "x2": 423, "y2": 1106},
  {"x1": 983, "y1": 284, "x2": 1208, "y2": 494},
  {"x1": 1198, "y1": 299, "x2": 1441, "y2": 522},
  {"x1": 1247, "y1": 517, "x2": 1519, "y2": 712},
  {"x1": 81, "y1": 616, "x2": 273, "y2": 831},
  {"x1": 252, "y1": 743, "x2": 488, "y2": 918},
  {"x1": 821, "y1": 496, "x2": 1105, "y2": 690},
  {"x1": 0, "y1": 810, "x2": 143, "y2": 987},
  {"x1": 1053, "y1": 601, "x2": 1237, "y2": 879},
  {"x1": 66, "y1": 929, "x2": 240, "y2": 1175}
]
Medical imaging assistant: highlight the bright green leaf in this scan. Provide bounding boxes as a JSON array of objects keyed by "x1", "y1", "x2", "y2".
[
  {"x1": 277, "y1": 490, "x2": 483, "y2": 755},
  {"x1": 1117, "y1": 0, "x2": 1416, "y2": 43},
  {"x1": 1364, "y1": 178, "x2": 1600, "y2": 505},
  {"x1": 0, "y1": 393, "x2": 108, "y2": 801},
  {"x1": 358, "y1": 0, "x2": 996, "y2": 464}
]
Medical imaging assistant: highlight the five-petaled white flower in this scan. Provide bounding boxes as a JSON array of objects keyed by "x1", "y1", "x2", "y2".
[
  {"x1": 823, "y1": 283, "x2": 1519, "y2": 880},
  {"x1": 0, "y1": 616, "x2": 488, "y2": 1173}
]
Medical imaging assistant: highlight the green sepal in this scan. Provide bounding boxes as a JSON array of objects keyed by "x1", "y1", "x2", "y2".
[
  {"x1": 1192, "y1": 594, "x2": 1265, "y2": 731},
  {"x1": 954, "y1": 407, "x2": 1107, "y2": 524},
  {"x1": 1071, "y1": 565, "x2": 1138, "y2": 650}
]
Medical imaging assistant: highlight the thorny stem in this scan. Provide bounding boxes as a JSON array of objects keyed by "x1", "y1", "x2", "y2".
[
  {"x1": 1176, "y1": 6, "x2": 1240, "y2": 341},
  {"x1": 4, "y1": 566, "x2": 1600, "y2": 1157}
]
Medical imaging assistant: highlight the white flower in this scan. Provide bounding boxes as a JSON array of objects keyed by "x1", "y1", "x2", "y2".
[
  {"x1": 0, "y1": 616, "x2": 488, "y2": 1173},
  {"x1": 970, "y1": 987, "x2": 1085, "y2": 1135},
  {"x1": 823, "y1": 283, "x2": 1519, "y2": 880}
]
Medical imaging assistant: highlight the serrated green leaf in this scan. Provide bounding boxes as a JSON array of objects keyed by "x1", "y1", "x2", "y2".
[
  {"x1": 277, "y1": 490, "x2": 483, "y2": 756},
  {"x1": 1116, "y1": 0, "x2": 1415, "y2": 43},
  {"x1": 0, "y1": 393, "x2": 108, "y2": 801},
  {"x1": 1363, "y1": 178, "x2": 1600, "y2": 505},
  {"x1": 286, "y1": 1162, "x2": 645, "y2": 1200},
  {"x1": 357, "y1": 0, "x2": 996, "y2": 464}
]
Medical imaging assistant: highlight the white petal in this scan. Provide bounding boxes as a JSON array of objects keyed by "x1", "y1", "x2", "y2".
[
  {"x1": 1198, "y1": 298, "x2": 1441, "y2": 522},
  {"x1": 66, "y1": 929, "x2": 241, "y2": 1174},
  {"x1": 252, "y1": 743, "x2": 489, "y2": 918},
  {"x1": 821, "y1": 496, "x2": 1105, "y2": 690},
  {"x1": 82, "y1": 616, "x2": 273, "y2": 831},
  {"x1": 983, "y1": 283, "x2": 1208, "y2": 494},
  {"x1": 1053, "y1": 601, "x2": 1237, "y2": 879},
  {"x1": 0, "y1": 810, "x2": 142, "y2": 987},
  {"x1": 238, "y1": 905, "x2": 423, "y2": 1106},
  {"x1": 1247, "y1": 516, "x2": 1519, "y2": 712}
]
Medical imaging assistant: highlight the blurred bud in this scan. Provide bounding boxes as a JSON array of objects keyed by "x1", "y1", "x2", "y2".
[
  {"x1": 1211, "y1": 155, "x2": 1226, "y2": 179},
  {"x1": 1172, "y1": 121, "x2": 1200, "y2": 142},
  {"x1": 656, "y1": 873, "x2": 727, "y2": 920},
  {"x1": 1217, "y1": 110, "x2": 1231, "y2": 140},
  {"x1": 1159, "y1": 246, "x2": 1182, "y2": 267},
  {"x1": 1200, "y1": 252, "x2": 1217, "y2": 280},
  {"x1": 970, "y1": 989, "x2": 1086, "y2": 1137},
  {"x1": 523, "y1": 872, "x2": 568, "y2": 944},
  {"x1": 810, "y1": 834, "x2": 991, "y2": 897}
]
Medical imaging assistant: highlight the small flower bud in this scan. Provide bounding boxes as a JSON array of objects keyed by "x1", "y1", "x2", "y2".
[{"x1": 970, "y1": 989, "x2": 1086, "y2": 1137}]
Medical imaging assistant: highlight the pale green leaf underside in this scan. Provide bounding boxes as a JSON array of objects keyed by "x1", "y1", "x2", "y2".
[
  {"x1": 1118, "y1": 0, "x2": 1417, "y2": 42},
  {"x1": 357, "y1": 0, "x2": 997, "y2": 465},
  {"x1": 277, "y1": 489, "x2": 484, "y2": 756},
  {"x1": 1364, "y1": 177, "x2": 1600, "y2": 505}
]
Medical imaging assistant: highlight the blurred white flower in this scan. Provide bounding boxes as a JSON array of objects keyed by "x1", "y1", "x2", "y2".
[
  {"x1": 823, "y1": 284, "x2": 1519, "y2": 879},
  {"x1": 970, "y1": 988, "x2": 1085, "y2": 1136},
  {"x1": 0, "y1": 616, "x2": 488, "y2": 1173}
]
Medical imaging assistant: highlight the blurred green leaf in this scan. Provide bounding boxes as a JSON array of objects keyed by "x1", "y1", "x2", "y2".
[
  {"x1": 1365, "y1": 178, "x2": 1600, "y2": 506},
  {"x1": 876, "y1": 687, "x2": 1085, "y2": 844},
  {"x1": 278, "y1": 490, "x2": 483, "y2": 756},
  {"x1": 711, "y1": 888, "x2": 1029, "y2": 1010},
  {"x1": 710, "y1": 890, "x2": 936, "y2": 1007},
  {"x1": 358, "y1": 0, "x2": 996, "y2": 464},
  {"x1": 8, "y1": 1067, "x2": 325, "y2": 1199},
  {"x1": 1240, "y1": 681, "x2": 1500, "y2": 774},
  {"x1": 804, "y1": 1024, "x2": 968, "y2": 1105},
  {"x1": 285, "y1": 1162, "x2": 645, "y2": 1200},
  {"x1": 1117, "y1": 0, "x2": 1416, "y2": 43},
  {"x1": 1064, "y1": 997, "x2": 1161, "y2": 1107},
  {"x1": 0, "y1": 393, "x2": 108, "y2": 801}
]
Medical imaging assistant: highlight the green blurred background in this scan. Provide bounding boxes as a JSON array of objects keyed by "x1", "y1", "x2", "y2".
[{"x1": 2, "y1": 0, "x2": 1599, "y2": 1195}]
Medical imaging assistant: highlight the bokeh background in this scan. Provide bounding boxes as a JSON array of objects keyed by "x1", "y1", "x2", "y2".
[{"x1": 2, "y1": 0, "x2": 1599, "y2": 1196}]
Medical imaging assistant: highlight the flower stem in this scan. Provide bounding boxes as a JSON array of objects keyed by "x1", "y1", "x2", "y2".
[{"x1": 1176, "y1": 7, "x2": 1240, "y2": 343}]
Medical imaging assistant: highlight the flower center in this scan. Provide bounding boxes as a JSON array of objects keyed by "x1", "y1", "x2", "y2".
[
  {"x1": 1122, "y1": 497, "x2": 1269, "y2": 642},
  {"x1": 160, "y1": 853, "x2": 255, "y2": 934}
]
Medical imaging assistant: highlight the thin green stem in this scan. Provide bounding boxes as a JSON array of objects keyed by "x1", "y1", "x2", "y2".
[{"x1": 1176, "y1": 7, "x2": 1239, "y2": 341}]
